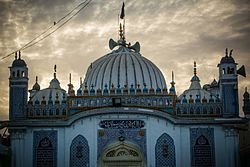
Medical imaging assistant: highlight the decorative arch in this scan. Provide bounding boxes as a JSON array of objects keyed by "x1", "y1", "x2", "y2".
[
  {"x1": 101, "y1": 142, "x2": 144, "y2": 167},
  {"x1": 70, "y1": 135, "x2": 89, "y2": 167},
  {"x1": 155, "y1": 133, "x2": 176, "y2": 167},
  {"x1": 190, "y1": 128, "x2": 215, "y2": 167},
  {"x1": 33, "y1": 131, "x2": 57, "y2": 167}
]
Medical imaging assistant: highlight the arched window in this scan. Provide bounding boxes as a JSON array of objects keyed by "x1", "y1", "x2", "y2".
[
  {"x1": 62, "y1": 109, "x2": 66, "y2": 115},
  {"x1": 43, "y1": 110, "x2": 46, "y2": 116},
  {"x1": 155, "y1": 133, "x2": 176, "y2": 167},
  {"x1": 12, "y1": 71, "x2": 15, "y2": 77},
  {"x1": 17, "y1": 70, "x2": 20, "y2": 77},
  {"x1": 56, "y1": 109, "x2": 59, "y2": 115},
  {"x1": 21, "y1": 71, "x2": 25, "y2": 77},
  {"x1": 70, "y1": 135, "x2": 89, "y2": 167},
  {"x1": 49, "y1": 109, "x2": 53, "y2": 115}
]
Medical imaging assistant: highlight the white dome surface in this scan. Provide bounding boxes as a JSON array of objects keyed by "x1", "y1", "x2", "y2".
[
  {"x1": 84, "y1": 45, "x2": 167, "y2": 90},
  {"x1": 31, "y1": 76, "x2": 66, "y2": 103}
]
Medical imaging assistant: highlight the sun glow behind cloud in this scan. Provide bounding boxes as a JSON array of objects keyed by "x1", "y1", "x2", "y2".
[{"x1": 0, "y1": 0, "x2": 250, "y2": 119}]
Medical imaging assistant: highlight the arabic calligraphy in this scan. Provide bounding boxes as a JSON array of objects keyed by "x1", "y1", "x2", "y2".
[{"x1": 99, "y1": 120, "x2": 145, "y2": 129}]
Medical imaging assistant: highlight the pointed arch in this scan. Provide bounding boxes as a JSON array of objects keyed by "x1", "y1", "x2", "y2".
[
  {"x1": 155, "y1": 133, "x2": 176, "y2": 167},
  {"x1": 70, "y1": 135, "x2": 89, "y2": 167}
]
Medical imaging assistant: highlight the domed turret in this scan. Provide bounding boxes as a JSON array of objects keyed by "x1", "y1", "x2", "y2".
[
  {"x1": 220, "y1": 48, "x2": 235, "y2": 64},
  {"x1": 12, "y1": 51, "x2": 27, "y2": 67},
  {"x1": 32, "y1": 76, "x2": 40, "y2": 91},
  {"x1": 30, "y1": 65, "x2": 66, "y2": 104},
  {"x1": 179, "y1": 61, "x2": 212, "y2": 102}
]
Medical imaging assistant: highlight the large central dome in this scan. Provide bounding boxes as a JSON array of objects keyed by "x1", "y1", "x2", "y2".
[{"x1": 84, "y1": 41, "x2": 167, "y2": 91}]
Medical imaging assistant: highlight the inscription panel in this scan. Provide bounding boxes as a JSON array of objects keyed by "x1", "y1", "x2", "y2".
[
  {"x1": 190, "y1": 128, "x2": 215, "y2": 167},
  {"x1": 99, "y1": 120, "x2": 145, "y2": 129},
  {"x1": 33, "y1": 131, "x2": 57, "y2": 167}
]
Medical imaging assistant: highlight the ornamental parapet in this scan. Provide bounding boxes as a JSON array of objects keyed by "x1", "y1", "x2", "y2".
[
  {"x1": 176, "y1": 102, "x2": 222, "y2": 117},
  {"x1": 26, "y1": 102, "x2": 67, "y2": 118},
  {"x1": 68, "y1": 94, "x2": 175, "y2": 115}
]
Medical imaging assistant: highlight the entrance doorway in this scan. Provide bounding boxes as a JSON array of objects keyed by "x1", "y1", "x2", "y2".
[{"x1": 101, "y1": 142, "x2": 144, "y2": 167}]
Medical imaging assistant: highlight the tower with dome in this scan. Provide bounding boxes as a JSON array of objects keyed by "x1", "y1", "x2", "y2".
[{"x1": 5, "y1": 4, "x2": 250, "y2": 167}]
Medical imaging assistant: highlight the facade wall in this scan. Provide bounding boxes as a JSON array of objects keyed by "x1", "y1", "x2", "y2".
[{"x1": 11, "y1": 113, "x2": 240, "y2": 167}]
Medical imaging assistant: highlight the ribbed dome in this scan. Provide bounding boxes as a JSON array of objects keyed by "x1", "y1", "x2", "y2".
[{"x1": 84, "y1": 45, "x2": 167, "y2": 90}]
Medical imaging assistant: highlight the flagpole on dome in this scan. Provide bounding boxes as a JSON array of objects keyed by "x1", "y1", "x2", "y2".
[{"x1": 119, "y1": 2, "x2": 125, "y2": 41}]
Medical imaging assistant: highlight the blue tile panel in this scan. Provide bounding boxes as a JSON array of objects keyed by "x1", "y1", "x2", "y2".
[
  {"x1": 190, "y1": 128, "x2": 215, "y2": 167},
  {"x1": 155, "y1": 133, "x2": 176, "y2": 167},
  {"x1": 98, "y1": 129, "x2": 146, "y2": 161},
  {"x1": 33, "y1": 130, "x2": 57, "y2": 167},
  {"x1": 70, "y1": 135, "x2": 89, "y2": 167}
]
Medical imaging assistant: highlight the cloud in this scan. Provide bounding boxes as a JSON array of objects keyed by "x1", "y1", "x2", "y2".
[{"x1": 0, "y1": 0, "x2": 250, "y2": 119}]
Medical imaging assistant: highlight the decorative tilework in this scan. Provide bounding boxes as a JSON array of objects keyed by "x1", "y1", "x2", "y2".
[
  {"x1": 70, "y1": 135, "x2": 89, "y2": 167},
  {"x1": 33, "y1": 130, "x2": 57, "y2": 167},
  {"x1": 155, "y1": 133, "x2": 176, "y2": 167},
  {"x1": 98, "y1": 129, "x2": 146, "y2": 161},
  {"x1": 190, "y1": 128, "x2": 215, "y2": 167}
]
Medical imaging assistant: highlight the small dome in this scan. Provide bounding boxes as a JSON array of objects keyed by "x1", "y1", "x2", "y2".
[
  {"x1": 31, "y1": 69, "x2": 65, "y2": 103},
  {"x1": 32, "y1": 76, "x2": 40, "y2": 91},
  {"x1": 191, "y1": 75, "x2": 200, "y2": 82},
  {"x1": 12, "y1": 59, "x2": 27, "y2": 67},
  {"x1": 220, "y1": 49, "x2": 235, "y2": 64},
  {"x1": 49, "y1": 78, "x2": 61, "y2": 89},
  {"x1": 220, "y1": 56, "x2": 235, "y2": 64},
  {"x1": 243, "y1": 90, "x2": 249, "y2": 99},
  {"x1": 32, "y1": 82, "x2": 40, "y2": 91},
  {"x1": 210, "y1": 79, "x2": 218, "y2": 88},
  {"x1": 84, "y1": 44, "x2": 167, "y2": 90},
  {"x1": 31, "y1": 88, "x2": 66, "y2": 104},
  {"x1": 12, "y1": 51, "x2": 27, "y2": 67}
]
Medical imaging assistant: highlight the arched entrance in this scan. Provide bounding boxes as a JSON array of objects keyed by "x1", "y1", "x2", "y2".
[{"x1": 101, "y1": 142, "x2": 144, "y2": 167}]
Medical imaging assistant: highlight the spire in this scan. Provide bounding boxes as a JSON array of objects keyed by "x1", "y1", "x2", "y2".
[
  {"x1": 225, "y1": 48, "x2": 228, "y2": 57},
  {"x1": 15, "y1": 52, "x2": 17, "y2": 59},
  {"x1": 68, "y1": 73, "x2": 75, "y2": 96},
  {"x1": 31, "y1": 76, "x2": 40, "y2": 91},
  {"x1": 169, "y1": 71, "x2": 176, "y2": 95},
  {"x1": 54, "y1": 64, "x2": 57, "y2": 78},
  {"x1": 229, "y1": 49, "x2": 233, "y2": 57},
  {"x1": 194, "y1": 61, "x2": 197, "y2": 76},
  {"x1": 80, "y1": 77, "x2": 82, "y2": 85},
  {"x1": 171, "y1": 71, "x2": 175, "y2": 86},
  {"x1": 118, "y1": 2, "x2": 126, "y2": 41},
  {"x1": 69, "y1": 73, "x2": 71, "y2": 84},
  {"x1": 18, "y1": 50, "x2": 21, "y2": 59}
]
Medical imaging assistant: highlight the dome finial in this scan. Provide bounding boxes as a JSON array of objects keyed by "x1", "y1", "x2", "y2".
[
  {"x1": 54, "y1": 64, "x2": 57, "y2": 78},
  {"x1": 118, "y1": 2, "x2": 126, "y2": 41},
  {"x1": 225, "y1": 48, "x2": 228, "y2": 57},
  {"x1": 80, "y1": 77, "x2": 82, "y2": 85},
  {"x1": 69, "y1": 73, "x2": 71, "y2": 84},
  {"x1": 36, "y1": 76, "x2": 38, "y2": 83},
  {"x1": 15, "y1": 52, "x2": 17, "y2": 60},
  {"x1": 194, "y1": 61, "x2": 197, "y2": 76},
  {"x1": 229, "y1": 49, "x2": 233, "y2": 57},
  {"x1": 18, "y1": 50, "x2": 21, "y2": 59}
]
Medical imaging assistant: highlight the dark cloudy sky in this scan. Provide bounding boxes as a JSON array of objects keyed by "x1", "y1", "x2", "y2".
[{"x1": 0, "y1": 0, "x2": 250, "y2": 120}]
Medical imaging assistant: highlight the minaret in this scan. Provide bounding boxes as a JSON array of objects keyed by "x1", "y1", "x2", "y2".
[
  {"x1": 218, "y1": 48, "x2": 238, "y2": 117},
  {"x1": 68, "y1": 73, "x2": 75, "y2": 96},
  {"x1": 9, "y1": 51, "x2": 28, "y2": 120},
  {"x1": 169, "y1": 71, "x2": 176, "y2": 95},
  {"x1": 243, "y1": 87, "x2": 250, "y2": 118}
]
